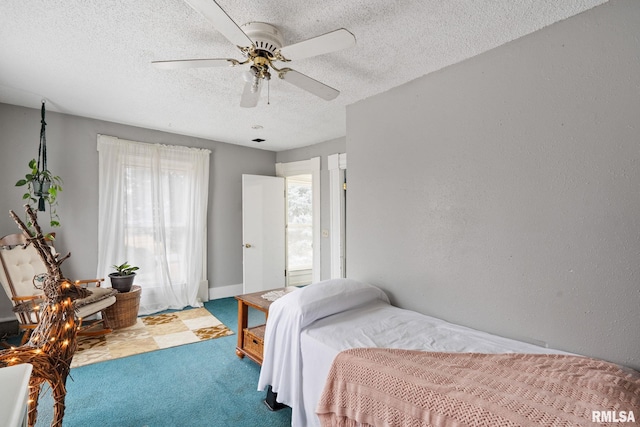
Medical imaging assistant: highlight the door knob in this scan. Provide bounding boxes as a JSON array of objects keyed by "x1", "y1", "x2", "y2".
[{"x1": 244, "y1": 243, "x2": 252, "y2": 248}]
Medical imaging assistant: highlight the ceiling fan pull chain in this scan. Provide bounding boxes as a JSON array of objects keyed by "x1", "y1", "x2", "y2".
[{"x1": 267, "y1": 78, "x2": 270, "y2": 105}]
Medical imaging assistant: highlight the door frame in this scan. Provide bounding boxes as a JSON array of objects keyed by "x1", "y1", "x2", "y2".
[
  {"x1": 276, "y1": 157, "x2": 321, "y2": 284},
  {"x1": 328, "y1": 153, "x2": 347, "y2": 278}
]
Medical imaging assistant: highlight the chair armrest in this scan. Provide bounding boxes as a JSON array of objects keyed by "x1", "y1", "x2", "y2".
[
  {"x1": 74, "y1": 278, "x2": 105, "y2": 288},
  {"x1": 11, "y1": 295, "x2": 42, "y2": 303},
  {"x1": 11, "y1": 295, "x2": 44, "y2": 324}
]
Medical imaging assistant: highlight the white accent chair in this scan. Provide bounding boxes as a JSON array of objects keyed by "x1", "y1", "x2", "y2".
[{"x1": 0, "y1": 233, "x2": 116, "y2": 344}]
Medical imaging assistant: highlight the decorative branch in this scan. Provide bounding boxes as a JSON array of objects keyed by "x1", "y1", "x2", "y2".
[{"x1": 0, "y1": 205, "x2": 87, "y2": 427}]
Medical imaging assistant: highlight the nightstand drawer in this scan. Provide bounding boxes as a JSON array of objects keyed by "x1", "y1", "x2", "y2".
[{"x1": 243, "y1": 325, "x2": 265, "y2": 360}]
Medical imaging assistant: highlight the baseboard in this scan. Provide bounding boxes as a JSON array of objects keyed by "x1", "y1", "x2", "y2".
[{"x1": 209, "y1": 283, "x2": 243, "y2": 300}]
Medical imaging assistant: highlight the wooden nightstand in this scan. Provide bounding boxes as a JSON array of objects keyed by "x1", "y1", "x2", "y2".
[{"x1": 235, "y1": 287, "x2": 297, "y2": 365}]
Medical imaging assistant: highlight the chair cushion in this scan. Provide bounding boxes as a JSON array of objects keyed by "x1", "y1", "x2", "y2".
[
  {"x1": 76, "y1": 295, "x2": 117, "y2": 319},
  {"x1": 74, "y1": 286, "x2": 118, "y2": 308},
  {"x1": 0, "y1": 244, "x2": 48, "y2": 299}
]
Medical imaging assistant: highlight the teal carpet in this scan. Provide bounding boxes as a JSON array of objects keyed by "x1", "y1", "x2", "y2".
[{"x1": 31, "y1": 297, "x2": 292, "y2": 427}]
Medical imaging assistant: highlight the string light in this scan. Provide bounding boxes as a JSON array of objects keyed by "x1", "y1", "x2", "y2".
[{"x1": 0, "y1": 206, "x2": 93, "y2": 427}]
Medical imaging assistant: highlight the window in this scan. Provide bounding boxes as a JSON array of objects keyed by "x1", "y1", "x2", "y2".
[{"x1": 97, "y1": 135, "x2": 210, "y2": 314}]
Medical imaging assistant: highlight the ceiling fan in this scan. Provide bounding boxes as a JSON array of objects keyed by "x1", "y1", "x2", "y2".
[{"x1": 153, "y1": 0, "x2": 356, "y2": 108}]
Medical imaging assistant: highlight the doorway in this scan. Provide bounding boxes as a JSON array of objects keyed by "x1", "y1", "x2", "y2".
[
  {"x1": 276, "y1": 157, "x2": 321, "y2": 284},
  {"x1": 285, "y1": 174, "x2": 313, "y2": 286}
]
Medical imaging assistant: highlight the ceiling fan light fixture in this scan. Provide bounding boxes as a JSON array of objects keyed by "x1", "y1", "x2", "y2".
[{"x1": 242, "y1": 68, "x2": 256, "y2": 81}]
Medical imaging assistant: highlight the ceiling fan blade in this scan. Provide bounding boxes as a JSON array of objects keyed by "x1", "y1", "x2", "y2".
[
  {"x1": 240, "y1": 79, "x2": 262, "y2": 108},
  {"x1": 183, "y1": 0, "x2": 253, "y2": 47},
  {"x1": 152, "y1": 58, "x2": 238, "y2": 69},
  {"x1": 279, "y1": 29, "x2": 356, "y2": 61},
  {"x1": 280, "y1": 69, "x2": 339, "y2": 101}
]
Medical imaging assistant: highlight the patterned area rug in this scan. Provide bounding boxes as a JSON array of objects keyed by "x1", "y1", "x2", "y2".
[{"x1": 71, "y1": 307, "x2": 233, "y2": 368}]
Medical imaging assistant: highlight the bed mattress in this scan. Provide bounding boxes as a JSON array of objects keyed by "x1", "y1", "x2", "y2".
[
  {"x1": 257, "y1": 280, "x2": 566, "y2": 427},
  {"x1": 299, "y1": 301, "x2": 564, "y2": 427}
]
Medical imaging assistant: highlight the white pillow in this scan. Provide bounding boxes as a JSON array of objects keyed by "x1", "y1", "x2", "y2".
[{"x1": 279, "y1": 278, "x2": 390, "y2": 329}]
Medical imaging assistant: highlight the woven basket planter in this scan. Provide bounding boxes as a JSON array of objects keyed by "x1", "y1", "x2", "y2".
[{"x1": 103, "y1": 285, "x2": 141, "y2": 329}]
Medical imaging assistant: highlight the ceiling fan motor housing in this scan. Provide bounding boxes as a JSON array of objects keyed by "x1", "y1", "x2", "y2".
[{"x1": 241, "y1": 22, "x2": 284, "y2": 55}]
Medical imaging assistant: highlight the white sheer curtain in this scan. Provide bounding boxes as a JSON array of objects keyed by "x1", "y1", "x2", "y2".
[{"x1": 97, "y1": 135, "x2": 210, "y2": 315}]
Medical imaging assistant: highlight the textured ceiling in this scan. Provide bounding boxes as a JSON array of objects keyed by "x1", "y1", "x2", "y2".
[{"x1": 0, "y1": 0, "x2": 607, "y2": 151}]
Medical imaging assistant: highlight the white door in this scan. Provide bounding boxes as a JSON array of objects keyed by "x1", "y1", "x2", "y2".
[{"x1": 242, "y1": 174, "x2": 285, "y2": 293}]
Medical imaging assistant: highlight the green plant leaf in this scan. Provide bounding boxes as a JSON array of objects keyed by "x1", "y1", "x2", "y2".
[
  {"x1": 111, "y1": 262, "x2": 140, "y2": 275},
  {"x1": 18, "y1": 160, "x2": 64, "y2": 228}
]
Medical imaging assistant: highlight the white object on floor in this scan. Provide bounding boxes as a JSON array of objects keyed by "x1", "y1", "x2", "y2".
[{"x1": 0, "y1": 363, "x2": 33, "y2": 427}]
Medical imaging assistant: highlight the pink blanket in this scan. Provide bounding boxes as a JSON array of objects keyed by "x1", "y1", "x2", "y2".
[{"x1": 317, "y1": 349, "x2": 640, "y2": 426}]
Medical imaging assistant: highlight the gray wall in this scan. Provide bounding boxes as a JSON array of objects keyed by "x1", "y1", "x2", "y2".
[
  {"x1": 347, "y1": 0, "x2": 640, "y2": 370},
  {"x1": 276, "y1": 137, "x2": 346, "y2": 281},
  {"x1": 0, "y1": 103, "x2": 276, "y2": 320}
]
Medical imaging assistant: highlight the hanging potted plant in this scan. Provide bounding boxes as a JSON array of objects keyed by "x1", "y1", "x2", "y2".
[
  {"x1": 14, "y1": 101, "x2": 63, "y2": 229},
  {"x1": 109, "y1": 262, "x2": 139, "y2": 293},
  {"x1": 15, "y1": 159, "x2": 63, "y2": 227}
]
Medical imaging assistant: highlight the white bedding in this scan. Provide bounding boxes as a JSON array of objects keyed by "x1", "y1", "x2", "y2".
[
  {"x1": 257, "y1": 279, "x2": 389, "y2": 416},
  {"x1": 258, "y1": 279, "x2": 566, "y2": 427}
]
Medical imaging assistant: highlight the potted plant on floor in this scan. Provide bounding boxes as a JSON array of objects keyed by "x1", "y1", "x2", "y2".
[{"x1": 109, "y1": 262, "x2": 139, "y2": 293}]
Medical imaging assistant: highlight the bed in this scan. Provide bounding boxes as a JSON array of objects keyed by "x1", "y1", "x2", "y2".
[{"x1": 257, "y1": 279, "x2": 639, "y2": 427}]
